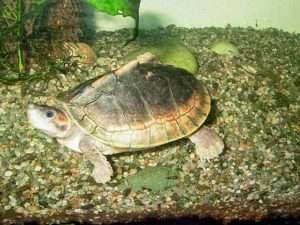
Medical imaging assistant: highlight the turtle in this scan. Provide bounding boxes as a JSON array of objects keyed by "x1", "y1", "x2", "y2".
[{"x1": 27, "y1": 52, "x2": 224, "y2": 183}]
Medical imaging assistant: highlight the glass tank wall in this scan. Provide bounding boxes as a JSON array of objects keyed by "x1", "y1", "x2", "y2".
[{"x1": 0, "y1": 1, "x2": 299, "y2": 224}]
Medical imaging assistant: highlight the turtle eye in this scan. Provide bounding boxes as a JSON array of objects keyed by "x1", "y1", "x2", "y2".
[{"x1": 46, "y1": 110, "x2": 55, "y2": 118}]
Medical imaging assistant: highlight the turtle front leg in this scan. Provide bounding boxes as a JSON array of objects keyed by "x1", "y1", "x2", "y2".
[
  {"x1": 79, "y1": 137, "x2": 113, "y2": 183},
  {"x1": 189, "y1": 126, "x2": 224, "y2": 161}
]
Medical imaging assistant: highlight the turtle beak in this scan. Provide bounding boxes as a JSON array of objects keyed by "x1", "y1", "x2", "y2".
[
  {"x1": 27, "y1": 103, "x2": 40, "y2": 117},
  {"x1": 27, "y1": 103, "x2": 39, "y2": 120},
  {"x1": 27, "y1": 103, "x2": 41, "y2": 128},
  {"x1": 27, "y1": 103, "x2": 36, "y2": 117}
]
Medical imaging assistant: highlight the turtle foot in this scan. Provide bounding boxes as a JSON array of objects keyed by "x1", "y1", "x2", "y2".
[
  {"x1": 115, "y1": 52, "x2": 156, "y2": 77},
  {"x1": 79, "y1": 138, "x2": 113, "y2": 183},
  {"x1": 91, "y1": 155, "x2": 113, "y2": 184},
  {"x1": 85, "y1": 150, "x2": 113, "y2": 184},
  {"x1": 189, "y1": 126, "x2": 224, "y2": 161}
]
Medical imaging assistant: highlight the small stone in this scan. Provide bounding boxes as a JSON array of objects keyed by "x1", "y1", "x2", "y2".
[
  {"x1": 63, "y1": 42, "x2": 97, "y2": 65},
  {"x1": 4, "y1": 171, "x2": 13, "y2": 177},
  {"x1": 34, "y1": 165, "x2": 42, "y2": 172}
]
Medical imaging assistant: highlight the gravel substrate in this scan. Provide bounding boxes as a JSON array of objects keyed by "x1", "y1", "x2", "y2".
[{"x1": 0, "y1": 26, "x2": 299, "y2": 224}]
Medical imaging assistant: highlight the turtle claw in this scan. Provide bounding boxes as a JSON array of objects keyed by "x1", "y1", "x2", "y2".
[{"x1": 189, "y1": 126, "x2": 224, "y2": 161}]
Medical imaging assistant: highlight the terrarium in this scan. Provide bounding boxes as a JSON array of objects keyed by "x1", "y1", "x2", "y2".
[{"x1": 0, "y1": 0, "x2": 299, "y2": 224}]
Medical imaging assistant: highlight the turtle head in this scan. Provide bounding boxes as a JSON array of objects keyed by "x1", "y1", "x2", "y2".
[{"x1": 27, "y1": 104, "x2": 72, "y2": 138}]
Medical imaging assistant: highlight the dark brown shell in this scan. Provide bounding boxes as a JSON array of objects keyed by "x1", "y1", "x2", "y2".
[{"x1": 59, "y1": 63, "x2": 211, "y2": 148}]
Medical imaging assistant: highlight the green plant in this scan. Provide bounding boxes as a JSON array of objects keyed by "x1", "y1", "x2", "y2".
[
  {"x1": 16, "y1": 0, "x2": 25, "y2": 74},
  {"x1": 86, "y1": 0, "x2": 141, "y2": 43}
]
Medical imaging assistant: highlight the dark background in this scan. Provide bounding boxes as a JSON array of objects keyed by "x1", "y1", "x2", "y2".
[
  {"x1": 24, "y1": 216, "x2": 300, "y2": 225},
  {"x1": 112, "y1": 217, "x2": 300, "y2": 225}
]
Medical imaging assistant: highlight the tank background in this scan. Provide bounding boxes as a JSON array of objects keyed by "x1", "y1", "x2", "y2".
[{"x1": 83, "y1": 0, "x2": 300, "y2": 33}]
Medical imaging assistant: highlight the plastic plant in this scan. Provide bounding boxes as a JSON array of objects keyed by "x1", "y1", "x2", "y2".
[
  {"x1": 16, "y1": 0, "x2": 25, "y2": 74},
  {"x1": 86, "y1": 0, "x2": 141, "y2": 43},
  {"x1": 124, "y1": 39, "x2": 199, "y2": 74}
]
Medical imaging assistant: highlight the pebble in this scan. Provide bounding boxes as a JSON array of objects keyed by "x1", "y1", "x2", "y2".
[{"x1": 4, "y1": 171, "x2": 13, "y2": 177}]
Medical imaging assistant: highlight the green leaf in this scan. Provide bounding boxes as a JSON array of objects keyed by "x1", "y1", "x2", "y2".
[
  {"x1": 86, "y1": 0, "x2": 141, "y2": 19},
  {"x1": 118, "y1": 166, "x2": 178, "y2": 192},
  {"x1": 86, "y1": 0, "x2": 141, "y2": 43},
  {"x1": 124, "y1": 39, "x2": 199, "y2": 74}
]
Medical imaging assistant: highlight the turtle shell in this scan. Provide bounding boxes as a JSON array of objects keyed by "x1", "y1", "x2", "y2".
[{"x1": 58, "y1": 63, "x2": 211, "y2": 149}]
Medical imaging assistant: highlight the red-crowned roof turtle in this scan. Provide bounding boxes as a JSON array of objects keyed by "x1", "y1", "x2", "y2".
[{"x1": 27, "y1": 53, "x2": 224, "y2": 183}]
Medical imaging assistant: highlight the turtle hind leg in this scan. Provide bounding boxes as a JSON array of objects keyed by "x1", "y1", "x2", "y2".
[
  {"x1": 79, "y1": 137, "x2": 113, "y2": 183},
  {"x1": 189, "y1": 126, "x2": 224, "y2": 161},
  {"x1": 114, "y1": 52, "x2": 157, "y2": 77}
]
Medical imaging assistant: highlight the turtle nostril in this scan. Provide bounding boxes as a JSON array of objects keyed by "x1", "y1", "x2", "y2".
[{"x1": 27, "y1": 104, "x2": 38, "y2": 119}]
